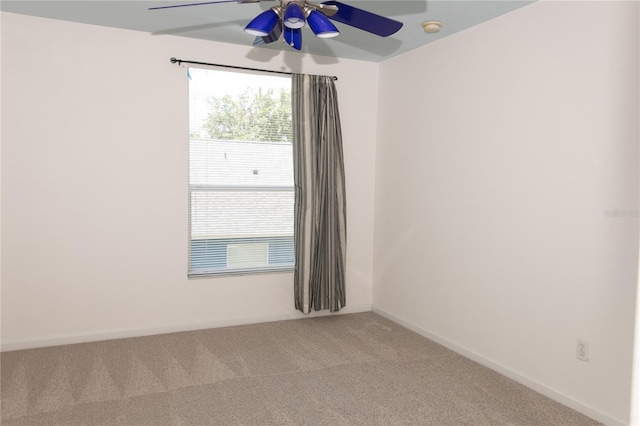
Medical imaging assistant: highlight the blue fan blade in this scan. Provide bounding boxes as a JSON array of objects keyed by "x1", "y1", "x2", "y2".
[
  {"x1": 254, "y1": 21, "x2": 283, "y2": 45},
  {"x1": 149, "y1": 0, "x2": 238, "y2": 11},
  {"x1": 283, "y1": 27, "x2": 302, "y2": 50},
  {"x1": 321, "y1": 1, "x2": 402, "y2": 37}
]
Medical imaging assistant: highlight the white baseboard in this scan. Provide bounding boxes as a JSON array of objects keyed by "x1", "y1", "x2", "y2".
[
  {"x1": 372, "y1": 306, "x2": 624, "y2": 426},
  {"x1": 1, "y1": 303, "x2": 372, "y2": 352}
]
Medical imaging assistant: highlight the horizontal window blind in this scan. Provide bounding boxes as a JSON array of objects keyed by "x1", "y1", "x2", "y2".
[{"x1": 188, "y1": 67, "x2": 294, "y2": 277}]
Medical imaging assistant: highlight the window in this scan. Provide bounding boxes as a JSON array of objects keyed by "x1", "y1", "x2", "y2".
[{"x1": 188, "y1": 67, "x2": 294, "y2": 277}]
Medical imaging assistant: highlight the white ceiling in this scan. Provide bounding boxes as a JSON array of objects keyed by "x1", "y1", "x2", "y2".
[{"x1": 1, "y1": 0, "x2": 535, "y2": 62}]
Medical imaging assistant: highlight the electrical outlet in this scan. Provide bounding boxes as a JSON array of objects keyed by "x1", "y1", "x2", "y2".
[{"x1": 576, "y1": 339, "x2": 589, "y2": 362}]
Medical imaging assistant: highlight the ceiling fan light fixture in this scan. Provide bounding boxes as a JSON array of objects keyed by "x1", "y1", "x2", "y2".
[
  {"x1": 244, "y1": 8, "x2": 280, "y2": 36},
  {"x1": 283, "y1": 3, "x2": 306, "y2": 29},
  {"x1": 306, "y1": 9, "x2": 339, "y2": 38},
  {"x1": 151, "y1": 0, "x2": 406, "y2": 52}
]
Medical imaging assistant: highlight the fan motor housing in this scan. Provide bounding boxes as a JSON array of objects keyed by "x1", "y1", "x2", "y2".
[{"x1": 280, "y1": 0, "x2": 306, "y2": 8}]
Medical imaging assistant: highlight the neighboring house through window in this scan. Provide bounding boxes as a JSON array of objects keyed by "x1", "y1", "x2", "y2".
[{"x1": 188, "y1": 67, "x2": 294, "y2": 277}]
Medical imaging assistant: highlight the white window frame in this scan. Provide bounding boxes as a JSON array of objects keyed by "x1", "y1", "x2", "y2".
[{"x1": 187, "y1": 67, "x2": 295, "y2": 278}]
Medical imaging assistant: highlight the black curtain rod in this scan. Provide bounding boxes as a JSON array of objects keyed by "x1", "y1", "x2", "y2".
[{"x1": 170, "y1": 57, "x2": 338, "y2": 81}]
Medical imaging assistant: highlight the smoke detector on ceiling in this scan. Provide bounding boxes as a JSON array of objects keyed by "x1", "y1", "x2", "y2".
[{"x1": 422, "y1": 20, "x2": 442, "y2": 33}]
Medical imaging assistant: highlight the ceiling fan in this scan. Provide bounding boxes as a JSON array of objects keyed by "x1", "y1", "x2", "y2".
[{"x1": 149, "y1": 0, "x2": 403, "y2": 51}]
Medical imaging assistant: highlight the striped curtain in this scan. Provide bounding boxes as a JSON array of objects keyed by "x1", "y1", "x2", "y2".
[{"x1": 292, "y1": 74, "x2": 347, "y2": 314}]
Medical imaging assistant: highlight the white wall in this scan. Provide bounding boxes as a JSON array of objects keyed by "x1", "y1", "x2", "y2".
[
  {"x1": 0, "y1": 12, "x2": 3, "y2": 349},
  {"x1": 633, "y1": 5, "x2": 640, "y2": 425},
  {"x1": 374, "y1": 1, "x2": 639, "y2": 424},
  {"x1": 0, "y1": 12, "x2": 378, "y2": 348}
]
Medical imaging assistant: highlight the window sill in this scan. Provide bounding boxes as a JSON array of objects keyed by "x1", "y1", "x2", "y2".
[{"x1": 188, "y1": 266, "x2": 295, "y2": 279}]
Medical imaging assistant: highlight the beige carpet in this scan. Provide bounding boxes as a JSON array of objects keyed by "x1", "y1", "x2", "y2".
[{"x1": 1, "y1": 312, "x2": 599, "y2": 425}]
